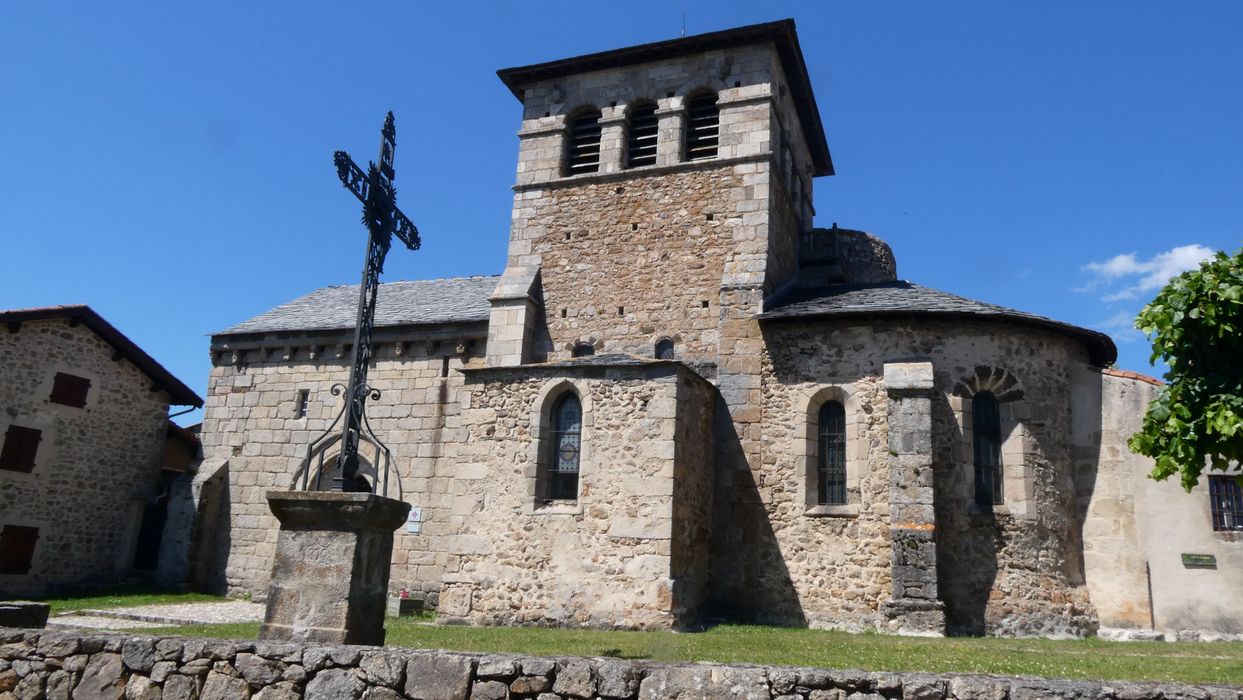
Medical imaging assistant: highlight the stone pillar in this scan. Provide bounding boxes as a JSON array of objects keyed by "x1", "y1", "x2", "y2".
[
  {"x1": 654, "y1": 107, "x2": 684, "y2": 166},
  {"x1": 598, "y1": 114, "x2": 626, "y2": 174},
  {"x1": 260, "y1": 491, "x2": 410, "y2": 646},
  {"x1": 882, "y1": 359, "x2": 945, "y2": 635}
]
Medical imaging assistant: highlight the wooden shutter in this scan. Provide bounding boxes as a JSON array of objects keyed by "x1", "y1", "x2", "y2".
[
  {"x1": 0, "y1": 525, "x2": 39, "y2": 575},
  {"x1": 50, "y1": 372, "x2": 91, "y2": 407},
  {"x1": 0, "y1": 425, "x2": 42, "y2": 473}
]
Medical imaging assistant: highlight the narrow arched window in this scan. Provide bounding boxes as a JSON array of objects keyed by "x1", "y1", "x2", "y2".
[
  {"x1": 572, "y1": 343, "x2": 595, "y2": 358},
  {"x1": 972, "y1": 392, "x2": 1003, "y2": 508},
  {"x1": 565, "y1": 107, "x2": 602, "y2": 175},
  {"x1": 818, "y1": 401, "x2": 846, "y2": 505},
  {"x1": 685, "y1": 92, "x2": 719, "y2": 161},
  {"x1": 654, "y1": 338, "x2": 675, "y2": 360},
  {"x1": 546, "y1": 393, "x2": 582, "y2": 500},
  {"x1": 626, "y1": 102, "x2": 658, "y2": 168}
]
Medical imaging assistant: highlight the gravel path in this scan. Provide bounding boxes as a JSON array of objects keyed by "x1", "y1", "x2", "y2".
[{"x1": 47, "y1": 600, "x2": 264, "y2": 630}]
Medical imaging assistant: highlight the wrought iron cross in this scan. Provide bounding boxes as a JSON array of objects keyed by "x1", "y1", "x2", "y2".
[{"x1": 327, "y1": 111, "x2": 420, "y2": 492}]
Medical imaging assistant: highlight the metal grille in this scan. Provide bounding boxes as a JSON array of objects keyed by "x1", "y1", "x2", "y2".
[
  {"x1": 1210, "y1": 476, "x2": 1243, "y2": 531},
  {"x1": 972, "y1": 393, "x2": 1003, "y2": 508},
  {"x1": 566, "y1": 109, "x2": 602, "y2": 175},
  {"x1": 685, "y1": 93, "x2": 719, "y2": 161},
  {"x1": 548, "y1": 394, "x2": 582, "y2": 500},
  {"x1": 655, "y1": 338, "x2": 675, "y2": 360},
  {"x1": 626, "y1": 103, "x2": 658, "y2": 168},
  {"x1": 818, "y1": 401, "x2": 846, "y2": 505}
]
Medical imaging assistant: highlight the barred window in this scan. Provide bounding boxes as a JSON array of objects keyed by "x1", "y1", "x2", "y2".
[
  {"x1": 817, "y1": 401, "x2": 846, "y2": 505},
  {"x1": 684, "y1": 92, "x2": 719, "y2": 161},
  {"x1": 972, "y1": 392, "x2": 1003, "y2": 509},
  {"x1": 565, "y1": 107, "x2": 602, "y2": 175},
  {"x1": 654, "y1": 338, "x2": 675, "y2": 360},
  {"x1": 572, "y1": 343, "x2": 595, "y2": 358},
  {"x1": 545, "y1": 394, "x2": 582, "y2": 501},
  {"x1": 1209, "y1": 476, "x2": 1243, "y2": 532},
  {"x1": 625, "y1": 102, "x2": 658, "y2": 168}
]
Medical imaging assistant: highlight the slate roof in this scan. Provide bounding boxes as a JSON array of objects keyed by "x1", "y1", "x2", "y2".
[
  {"x1": 0, "y1": 305, "x2": 203, "y2": 406},
  {"x1": 216, "y1": 276, "x2": 498, "y2": 336},
  {"x1": 761, "y1": 280, "x2": 1117, "y2": 366}
]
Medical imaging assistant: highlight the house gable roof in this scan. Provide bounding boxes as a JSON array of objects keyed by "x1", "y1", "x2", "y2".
[{"x1": 0, "y1": 305, "x2": 203, "y2": 406}]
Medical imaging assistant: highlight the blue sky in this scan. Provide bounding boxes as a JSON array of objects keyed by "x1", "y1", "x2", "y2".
[{"x1": 2, "y1": 2, "x2": 1240, "y2": 424}]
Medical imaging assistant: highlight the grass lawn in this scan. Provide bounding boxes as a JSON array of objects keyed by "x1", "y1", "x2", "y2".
[
  {"x1": 142, "y1": 619, "x2": 1243, "y2": 686},
  {"x1": 33, "y1": 585, "x2": 227, "y2": 616}
]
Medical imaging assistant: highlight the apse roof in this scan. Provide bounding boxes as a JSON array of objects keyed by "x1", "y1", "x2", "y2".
[{"x1": 761, "y1": 280, "x2": 1118, "y2": 366}]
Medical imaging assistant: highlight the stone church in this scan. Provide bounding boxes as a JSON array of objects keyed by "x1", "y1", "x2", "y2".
[{"x1": 199, "y1": 20, "x2": 1242, "y2": 638}]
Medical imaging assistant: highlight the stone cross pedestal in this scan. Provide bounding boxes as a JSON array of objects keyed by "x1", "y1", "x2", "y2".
[
  {"x1": 882, "y1": 359, "x2": 946, "y2": 635},
  {"x1": 260, "y1": 491, "x2": 410, "y2": 645}
]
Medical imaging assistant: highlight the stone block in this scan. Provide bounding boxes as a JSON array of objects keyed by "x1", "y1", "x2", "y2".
[
  {"x1": 404, "y1": 652, "x2": 474, "y2": 700},
  {"x1": 0, "y1": 603, "x2": 49, "y2": 630},
  {"x1": 883, "y1": 361, "x2": 934, "y2": 392}
]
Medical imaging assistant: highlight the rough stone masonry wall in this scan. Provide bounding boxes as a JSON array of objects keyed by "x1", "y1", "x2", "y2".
[
  {"x1": 441, "y1": 366, "x2": 710, "y2": 630},
  {"x1": 668, "y1": 370, "x2": 716, "y2": 623},
  {"x1": 747, "y1": 319, "x2": 1093, "y2": 636},
  {"x1": 199, "y1": 340, "x2": 481, "y2": 602},
  {"x1": 0, "y1": 318, "x2": 171, "y2": 596},
  {"x1": 2, "y1": 629, "x2": 1238, "y2": 700},
  {"x1": 507, "y1": 165, "x2": 748, "y2": 362}
]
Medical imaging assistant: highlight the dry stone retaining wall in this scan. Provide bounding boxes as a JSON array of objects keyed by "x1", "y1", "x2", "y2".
[{"x1": 1, "y1": 629, "x2": 1238, "y2": 700}]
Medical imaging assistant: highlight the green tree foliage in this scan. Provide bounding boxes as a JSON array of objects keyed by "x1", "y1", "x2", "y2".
[{"x1": 1128, "y1": 249, "x2": 1243, "y2": 490}]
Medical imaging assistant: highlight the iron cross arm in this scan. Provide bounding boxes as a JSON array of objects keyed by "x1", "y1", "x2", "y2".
[{"x1": 333, "y1": 152, "x2": 421, "y2": 251}]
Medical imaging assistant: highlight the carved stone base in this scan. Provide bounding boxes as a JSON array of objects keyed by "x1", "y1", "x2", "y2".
[{"x1": 260, "y1": 491, "x2": 410, "y2": 646}]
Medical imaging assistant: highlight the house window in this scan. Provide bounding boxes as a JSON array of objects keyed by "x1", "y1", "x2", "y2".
[
  {"x1": 49, "y1": 372, "x2": 90, "y2": 408},
  {"x1": 625, "y1": 102, "x2": 658, "y2": 168},
  {"x1": 565, "y1": 107, "x2": 602, "y2": 175},
  {"x1": 972, "y1": 392, "x2": 1003, "y2": 509},
  {"x1": 572, "y1": 343, "x2": 595, "y2": 358},
  {"x1": 654, "y1": 338, "x2": 675, "y2": 360},
  {"x1": 545, "y1": 393, "x2": 582, "y2": 501},
  {"x1": 817, "y1": 401, "x2": 847, "y2": 505},
  {"x1": 685, "y1": 92, "x2": 719, "y2": 161},
  {"x1": 0, "y1": 525, "x2": 38, "y2": 575},
  {"x1": 1209, "y1": 476, "x2": 1243, "y2": 532},
  {"x1": 0, "y1": 425, "x2": 42, "y2": 473}
]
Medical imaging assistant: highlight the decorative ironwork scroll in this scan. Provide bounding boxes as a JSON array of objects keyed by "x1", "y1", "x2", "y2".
[{"x1": 293, "y1": 112, "x2": 420, "y2": 496}]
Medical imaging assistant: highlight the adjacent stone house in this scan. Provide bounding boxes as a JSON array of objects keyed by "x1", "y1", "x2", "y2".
[
  {"x1": 0, "y1": 305, "x2": 203, "y2": 596},
  {"x1": 200, "y1": 20, "x2": 1243, "y2": 637}
]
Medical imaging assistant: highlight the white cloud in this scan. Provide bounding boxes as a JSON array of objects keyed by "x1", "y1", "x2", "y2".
[
  {"x1": 1082, "y1": 244, "x2": 1215, "y2": 301},
  {"x1": 1096, "y1": 310, "x2": 1143, "y2": 344}
]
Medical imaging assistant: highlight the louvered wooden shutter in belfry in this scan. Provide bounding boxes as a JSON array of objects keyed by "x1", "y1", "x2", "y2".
[
  {"x1": 566, "y1": 109, "x2": 602, "y2": 175},
  {"x1": 626, "y1": 103, "x2": 658, "y2": 168},
  {"x1": 685, "y1": 93, "x2": 719, "y2": 160},
  {"x1": 0, "y1": 525, "x2": 39, "y2": 574},
  {"x1": 50, "y1": 372, "x2": 91, "y2": 407},
  {"x1": 0, "y1": 425, "x2": 41, "y2": 473}
]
